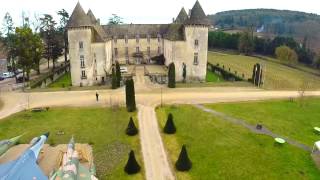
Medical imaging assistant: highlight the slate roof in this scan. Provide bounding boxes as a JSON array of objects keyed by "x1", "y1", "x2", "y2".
[
  {"x1": 175, "y1": 8, "x2": 188, "y2": 24},
  {"x1": 68, "y1": 1, "x2": 211, "y2": 41},
  {"x1": 185, "y1": 0, "x2": 211, "y2": 26},
  {"x1": 67, "y1": 2, "x2": 93, "y2": 28},
  {"x1": 87, "y1": 9, "x2": 97, "y2": 24}
]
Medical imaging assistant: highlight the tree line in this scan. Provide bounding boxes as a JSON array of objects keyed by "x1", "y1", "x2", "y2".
[
  {"x1": 0, "y1": 10, "x2": 69, "y2": 82},
  {"x1": 208, "y1": 30, "x2": 319, "y2": 67}
]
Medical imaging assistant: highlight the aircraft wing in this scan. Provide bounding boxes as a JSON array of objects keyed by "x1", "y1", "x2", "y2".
[{"x1": 0, "y1": 154, "x2": 48, "y2": 180}]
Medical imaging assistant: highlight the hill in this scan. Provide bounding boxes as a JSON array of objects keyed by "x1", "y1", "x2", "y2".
[{"x1": 208, "y1": 9, "x2": 320, "y2": 51}]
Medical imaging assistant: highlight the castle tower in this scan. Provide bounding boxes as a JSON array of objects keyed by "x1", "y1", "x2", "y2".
[
  {"x1": 67, "y1": 2, "x2": 94, "y2": 86},
  {"x1": 183, "y1": 0, "x2": 210, "y2": 82},
  {"x1": 175, "y1": 8, "x2": 188, "y2": 24}
]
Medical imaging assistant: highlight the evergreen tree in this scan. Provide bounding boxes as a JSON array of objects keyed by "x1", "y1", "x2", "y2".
[
  {"x1": 175, "y1": 145, "x2": 192, "y2": 171},
  {"x1": 126, "y1": 117, "x2": 138, "y2": 136},
  {"x1": 164, "y1": 113, "x2": 176, "y2": 134},
  {"x1": 111, "y1": 67, "x2": 117, "y2": 89},
  {"x1": 115, "y1": 61, "x2": 121, "y2": 87},
  {"x1": 168, "y1": 63, "x2": 176, "y2": 88},
  {"x1": 124, "y1": 150, "x2": 141, "y2": 174},
  {"x1": 125, "y1": 79, "x2": 136, "y2": 112}
]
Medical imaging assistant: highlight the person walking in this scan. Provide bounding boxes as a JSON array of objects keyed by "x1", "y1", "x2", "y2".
[{"x1": 96, "y1": 91, "x2": 99, "y2": 102}]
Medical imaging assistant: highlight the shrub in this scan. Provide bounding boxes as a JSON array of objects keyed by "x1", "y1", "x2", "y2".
[
  {"x1": 124, "y1": 150, "x2": 141, "y2": 174},
  {"x1": 168, "y1": 63, "x2": 176, "y2": 88},
  {"x1": 175, "y1": 145, "x2": 192, "y2": 171},
  {"x1": 115, "y1": 61, "x2": 121, "y2": 87},
  {"x1": 111, "y1": 67, "x2": 117, "y2": 89},
  {"x1": 164, "y1": 113, "x2": 176, "y2": 134},
  {"x1": 125, "y1": 79, "x2": 136, "y2": 112},
  {"x1": 126, "y1": 117, "x2": 138, "y2": 136}
]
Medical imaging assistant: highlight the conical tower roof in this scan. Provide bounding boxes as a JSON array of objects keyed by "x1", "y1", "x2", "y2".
[
  {"x1": 87, "y1": 9, "x2": 97, "y2": 24},
  {"x1": 175, "y1": 8, "x2": 188, "y2": 24},
  {"x1": 67, "y1": 2, "x2": 92, "y2": 28},
  {"x1": 185, "y1": 0, "x2": 210, "y2": 26}
]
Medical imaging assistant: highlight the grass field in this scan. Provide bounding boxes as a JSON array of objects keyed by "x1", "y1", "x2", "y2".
[
  {"x1": 156, "y1": 105, "x2": 320, "y2": 179},
  {"x1": 48, "y1": 72, "x2": 72, "y2": 88},
  {"x1": 0, "y1": 107, "x2": 143, "y2": 180},
  {"x1": 206, "y1": 98, "x2": 320, "y2": 146},
  {"x1": 208, "y1": 51, "x2": 320, "y2": 90}
]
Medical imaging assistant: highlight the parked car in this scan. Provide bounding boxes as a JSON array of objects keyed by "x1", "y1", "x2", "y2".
[{"x1": 2, "y1": 72, "x2": 15, "y2": 79}]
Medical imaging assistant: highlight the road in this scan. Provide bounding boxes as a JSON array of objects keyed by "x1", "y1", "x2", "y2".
[{"x1": 1, "y1": 66, "x2": 320, "y2": 180}]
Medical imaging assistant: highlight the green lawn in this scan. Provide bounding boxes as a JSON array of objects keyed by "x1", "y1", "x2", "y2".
[
  {"x1": 0, "y1": 107, "x2": 144, "y2": 180},
  {"x1": 156, "y1": 105, "x2": 320, "y2": 179},
  {"x1": 206, "y1": 98, "x2": 320, "y2": 146},
  {"x1": 48, "y1": 72, "x2": 72, "y2": 88},
  {"x1": 208, "y1": 51, "x2": 320, "y2": 90},
  {"x1": 206, "y1": 70, "x2": 224, "y2": 82}
]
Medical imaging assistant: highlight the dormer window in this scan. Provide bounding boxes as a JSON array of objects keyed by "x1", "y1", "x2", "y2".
[
  {"x1": 79, "y1": 41, "x2": 83, "y2": 49},
  {"x1": 114, "y1": 36, "x2": 117, "y2": 43},
  {"x1": 147, "y1": 35, "x2": 150, "y2": 43}
]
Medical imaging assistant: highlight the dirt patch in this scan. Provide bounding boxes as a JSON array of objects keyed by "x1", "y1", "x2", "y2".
[{"x1": 0, "y1": 143, "x2": 93, "y2": 176}]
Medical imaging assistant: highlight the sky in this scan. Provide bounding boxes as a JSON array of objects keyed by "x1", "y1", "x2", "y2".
[{"x1": 0, "y1": 0, "x2": 320, "y2": 27}]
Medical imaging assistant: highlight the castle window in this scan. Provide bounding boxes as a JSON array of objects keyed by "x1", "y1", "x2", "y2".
[
  {"x1": 194, "y1": 53, "x2": 199, "y2": 65},
  {"x1": 147, "y1": 35, "x2": 150, "y2": 43},
  {"x1": 114, "y1": 48, "x2": 118, "y2": 57},
  {"x1": 158, "y1": 46, "x2": 161, "y2": 54},
  {"x1": 125, "y1": 35, "x2": 128, "y2": 43},
  {"x1": 136, "y1": 47, "x2": 139, "y2": 53},
  {"x1": 81, "y1": 70, "x2": 86, "y2": 79},
  {"x1": 136, "y1": 34, "x2": 139, "y2": 43},
  {"x1": 125, "y1": 47, "x2": 129, "y2": 57},
  {"x1": 157, "y1": 34, "x2": 161, "y2": 42},
  {"x1": 147, "y1": 47, "x2": 150, "y2": 56},
  {"x1": 79, "y1": 41, "x2": 83, "y2": 49},
  {"x1": 195, "y1": 39, "x2": 199, "y2": 46},
  {"x1": 80, "y1": 55, "x2": 85, "y2": 68}
]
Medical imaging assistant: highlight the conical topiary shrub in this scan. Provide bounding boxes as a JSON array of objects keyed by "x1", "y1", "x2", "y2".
[
  {"x1": 175, "y1": 145, "x2": 192, "y2": 171},
  {"x1": 163, "y1": 113, "x2": 176, "y2": 134},
  {"x1": 124, "y1": 150, "x2": 141, "y2": 174},
  {"x1": 126, "y1": 117, "x2": 138, "y2": 136}
]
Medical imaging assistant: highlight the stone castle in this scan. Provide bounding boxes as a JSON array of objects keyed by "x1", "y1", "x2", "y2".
[{"x1": 67, "y1": 1, "x2": 210, "y2": 86}]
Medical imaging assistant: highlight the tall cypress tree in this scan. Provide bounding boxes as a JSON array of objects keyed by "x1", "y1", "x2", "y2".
[
  {"x1": 175, "y1": 145, "x2": 192, "y2": 171},
  {"x1": 126, "y1": 117, "x2": 138, "y2": 136},
  {"x1": 168, "y1": 63, "x2": 176, "y2": 88},
  {"x1": 115, "y1": 61, "x2": 121, "y2": 87},
  {"x1": 164, "y1": 113, "x2": 176, "y2": 134},
  {"x1": 111, "y1": 67, "x2": 117, "y2": 89},
  {"x1": 124, "y1": 150, "x2": 141, "y2": 174},
  {"x1": 125, "y1": 79, "x2": 136, "y2": 112}
]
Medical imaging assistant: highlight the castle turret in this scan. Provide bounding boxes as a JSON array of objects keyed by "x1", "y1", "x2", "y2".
[
  {"x1": 183, "y1": 0, "x2": 210, "y2": 82},
  {"x1": 175, "y1": 8, "x2": 188, "y2": 24},
  {"x1": 67, "y1": 2, "x2": 94, "y2": 86}
]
